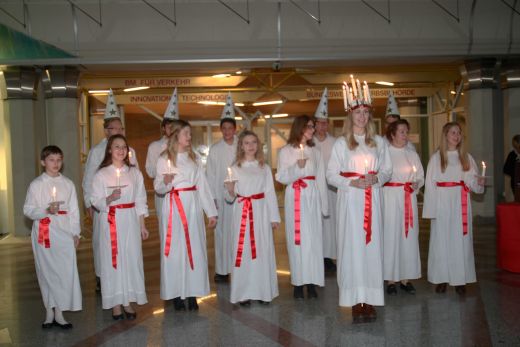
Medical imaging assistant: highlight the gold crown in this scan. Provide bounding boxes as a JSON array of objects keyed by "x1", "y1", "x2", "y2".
[{"x1": 342, "y1": 75, "x2": 372, "y2": 111}]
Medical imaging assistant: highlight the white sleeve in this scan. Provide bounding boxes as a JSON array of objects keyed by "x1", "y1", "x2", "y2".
[
  {"x1": 422, "y1": 155, "x2": 438, "y2": 219},
  {"x1": 375, "y1": 140, "x2": 392, "y2": 187},
  {"x1": 23, "y1": 181, "x2": 48, "y2": 220},
  {"x1": 197, "y1": 165, "x2": 218, "y2": 218},
  {"x1": 265, "y1": 166, "x2": 281, "y2": 223},
  {"x1": 316, "y1": 150, "x2": 329, "y2": 216},
  {"x1": 90, "y1": 172, "x2": 109, "y2": 213},
  {"x1": 326, "y1": 140, "x2": 351, "y2": 191},
  {"x1": 465, "y1": 154, "x2": 485, "y2": 194},
  {"x1": 154, "y1": 157, "x2": 173, "y2": 195},
  {"x1": 145, "y1": 143, "x2": 157, "y2": 179},
  {"x1": 275, "y1": 147, "x2": 305, "y2": 185},
  {"x1": 205, "y1": 146, "x2": 218, "y2": 197},
  {"x1": 412, "y1": 151, "x2": 425, "y2": 190},
  {"x1": 134, "y1": 169, "x2": 149, "y2": 217},
  {"x1": 67, "y1": 182, "x2": 81, "y2": 236}
]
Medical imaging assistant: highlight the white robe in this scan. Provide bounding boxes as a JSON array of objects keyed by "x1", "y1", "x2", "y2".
[
  {"x1": 422, "y1": 151, "x2": 484, "y2": 286},
  {"x1": 155, "y1": 153, "x2": 218, "y2": 300},
  {"x1": 275, "y1": 144, "x2": 328, "y2": 286},
  {"x1": 314, "y1": 133, "x2": 338, "y2": 259},
  {"x1": 145, "y1": 136, "x2": 168, "y2": 231},
  {"x1": 24, "y1": 173, "x2": 82, "y2": 312},
  {"x1": 206, "y1": 137, "x2": 237, "y2": 275},
  {"x1": 327, "y1": 135, "x2": 392, "y2": 306},
  {"x1": 383, "y1": 145, "x2": 424, "y2": 282},
  {"x1": 229, "y1": 161, "x2": 281, "y2": 303},
  {"x1": 82, "y1": 137, "x2": 139, "y2": 277},
  {"x1": 91, "y1": 165, "x2": 148, "y2": 309}
]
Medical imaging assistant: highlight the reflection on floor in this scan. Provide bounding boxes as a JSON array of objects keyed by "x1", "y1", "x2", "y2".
[{"x1": 1, "y1": 207, "x2": 520, "y2": 346}]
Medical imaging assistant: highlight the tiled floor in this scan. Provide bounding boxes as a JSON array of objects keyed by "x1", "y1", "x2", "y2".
[{"x1": 1, "y1": 202, "x2": 520, "y2": 346}]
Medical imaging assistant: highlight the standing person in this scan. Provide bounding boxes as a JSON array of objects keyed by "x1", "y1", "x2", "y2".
[
  {"x1": 423, "y1": 122, "x2": 485, "y2": 295},
  {"x1": 145, "y1": 88, "x2": 178, "y2": 229},
  {"x1": 384, "y1": 91, "x2": 416, "y2": 152},
  {"x1": 313, "y1": 88, "x2": 338, "y2": 272},
  {"x1": 155, "y1": 120, "x2": 218, "y2": 311},
  {"x1": 82, "y1": 90, "x2": 139, "y2": 291},
  {"x1": 327, "y1": 78, "x2": 392, "y2": 323},
  {"x1": 225, "y1": 130, "x2": 281, "y2": 306},
  {"x1": 276, "y1": 115, "x2": 328, "y2": 300},
  {"x1": 90, "y1": 134, "x2": 149, "y2": 320},
  {"x1": 24, "y1": 146, "x2": 82, "y2": 329},
  {"x1": 503, "y1": 134, "x2": 520, "y2": 202},
  {"x1": 382, "y1": 119, "x2": 424, "y2": 296},
  {"x1": 206, "y1": 93, "x2": 238, "y2": 282}
]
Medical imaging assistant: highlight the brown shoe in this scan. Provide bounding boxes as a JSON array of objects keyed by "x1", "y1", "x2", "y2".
[
  {"x1": 352, "y1": 303, "x2": 364, "y2": 324},
  {"x1": 455, "y1": 285, "x2": 466, "y2": 295},
  {"x1": 364, "y1": 304, "x2": 377, "y2": 323},
  {"x1": 435, "y1": 283, "x2": 447, "y2": 293}
]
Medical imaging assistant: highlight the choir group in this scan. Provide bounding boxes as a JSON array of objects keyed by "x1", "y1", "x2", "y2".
[{"x1": 23, "y1": 79, "x2": 486, "y2": 329}]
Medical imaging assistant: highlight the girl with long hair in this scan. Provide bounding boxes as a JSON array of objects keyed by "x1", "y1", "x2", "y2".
[
  {"x1": 225, "y1": 130, "x2": 281, "y2": 306},
  {"x1": 422, "y1": 122, "x2": 485, "y2": 295},
  {"x1": 90, "y1": 134, "x2": 149, "y2": 320},
  {"x1": 275, "y1": 115, "x2": 329, "y2": 300},
  {"x1": 154, "y1": 120, "x2": 218, "y2": 311}
]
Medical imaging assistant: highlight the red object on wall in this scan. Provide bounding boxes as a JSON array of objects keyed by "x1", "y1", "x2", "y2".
[{"x1": 496, "y1": 203, "x2": 520, "y2": 273}]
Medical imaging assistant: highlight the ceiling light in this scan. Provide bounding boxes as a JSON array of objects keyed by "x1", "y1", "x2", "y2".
[
  {"x1": 235, "y1": 102, "x2": 244, "y2": 106},
  {"x1": 123, "y1": 86, "x2": 150, "y2": 92},
  {"x1": 252, "y1": 100, "x2": 283, "y2": 106},
  {"x1": 0, "y1": 71, "x2": 3, "y2": 75},
  {"x1": 212, "y1": 74, "x2": 231, "y2": 78},
  {"x1": 88, "y1": 90, "x2": 110, "y2": 94},
  {"x1": 264, "y1": 113, "x2": 288, "y2": 119},
  {"x1": 235, "y1": 117, "x2": 243, "y2": 120},
  {"x1": 198, "y1": 101, "x2": 224, "y2": 106},
  {"x1": 236, "y1": 71, "x2": 242, "y2": 75},
  {"x1": 375, "y1": 81, "x2": 394, "y2": 86}
]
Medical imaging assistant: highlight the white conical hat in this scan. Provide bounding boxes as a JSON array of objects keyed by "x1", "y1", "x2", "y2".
[
  {"x1": 385, "y1": 91, "x2": 400, "y2": 117},
  {"x1": 314, "y1": 88, "x2": 328, "y2": 119},
  {"x1": 104, "y1": 89, "x2": 121, "y2": 120},
  {"x1": 164, "y1": 88, "x2": 179, "y2": 120},
  {"x1": 221, "y1": 92, "x2": 236, "y2": 119}
]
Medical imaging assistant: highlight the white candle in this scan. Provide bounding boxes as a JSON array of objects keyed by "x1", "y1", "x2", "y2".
[
  {"x1": 167, "y1": 159, "x2": 172, "y2": 174},
  {"x1": 356, "y1": 79, "x2": 362, "y2": 100},
  {"x1": 342, "y1": 83, "x2": 349, "y2": 110},
  {"x1": 364, "y1": 158, "x2": 369, "y2": 174},
  {"x1": 481, "y1": 161, "x2": 486, "y2": 177},
  {"x1": 116, "y1": 168, "x2": 121, "y2": 187},
  {"x1": 350, "y1": 75, "x2": 357, "y2": 97},
  {"x1": 128, "y1": 151, "x2": 132, "y2": 160},
  {"x1": 412, "y1": 165, "x2": 417, "y2": 182},
  {"x1": 227, "y1": 167, "x2": 233, "y2": 181},
  {"x1": 51, "y1": 186, "x2": 57, "y2": 202},
  {"x1": 364, "y1": 81, "x2": 371, "y2": 104},
  {"x1": 300, "y1": 144, "x2": 304, "y2": 160}
]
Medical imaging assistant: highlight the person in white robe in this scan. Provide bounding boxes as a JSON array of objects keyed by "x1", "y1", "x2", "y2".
[
  {"x1": 383, "y1": 91, "x2": 416, "y2": 152},
  {"x1": 154, "y1": 120, "x2": 218, "y2": 311},
  {"x1": 313, "y1": 88, "x2": 338, "y2": 272},
  {"x1": 24, "y1": 146, "x2": 82, "y2": 329},
  {"x1": 90, "y1": 134, "x2": 149, "y2": 320},
  {"x1": 382, "y1": 119, "x2": 424, "y2": 296},
  {"x1": 206, "y1": 94, "x2": 238, "y2": 282},
  {"x1": 82, "y1": 91, "x2": 139, "y2": 290},
  {"x1": 276, "y1": 115, "x2": 329, "y2": 300},
  {"x1": 224, "y1": 130, "x2": 281, "y2": 305},
  {"x1": 422, "y1": 122, "x2": 485, "y2": 295},
  {"x1": 327, "y1": 79, "x2": 392, "y2": 323}
]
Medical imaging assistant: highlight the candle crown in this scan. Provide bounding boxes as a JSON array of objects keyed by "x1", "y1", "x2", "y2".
[{"x1": 342, "y1": 75, "x2": 372, "y2": 111}]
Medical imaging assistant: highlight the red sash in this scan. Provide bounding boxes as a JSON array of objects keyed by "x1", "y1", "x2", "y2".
[
  {"x1": 165, "y1": 186, "x2": 197, "y2": 270},
  {"x1": 108, "y1": 203, "x2": 135, "y2": 269},
  {"x1": 340, "y1": 171, "x2": 378, "y2": 244},
  {"x1": 292, "y1": 176, "x2": 316, "y2": 245},
  {"x1": 38, "y1": 211, "x2": 67, "y2": 248},
  {"x1": 436, "y1": 181, "x2": 470, "y2": 235},
  {"x1": 235, "y1": 193, "x2": 265, "y2": 267},
  {"x1": 384, "y1": 182, "x2": 414, "y2": 238}
]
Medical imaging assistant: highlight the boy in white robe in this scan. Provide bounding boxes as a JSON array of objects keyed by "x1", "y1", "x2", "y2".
[{"x1": 24, "y1": 145, "x2": 82, "y2": 329}]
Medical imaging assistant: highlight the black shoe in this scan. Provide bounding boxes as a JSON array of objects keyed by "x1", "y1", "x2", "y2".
[
  {"x1": 124, "y1": 310, "x2": 137, "y2": 320},
  {"x1": 324, "y1": 258, "x2": 337, "y2": 272},
  {"x1": 386, "y1": 284, "x2": 397, "y2": 295},
  {"x1": 239, "y1": 300, "x2": 251, "y2": 306},
  {"x1": 400, "y1": 282, "x2": 416, "y2": 295},
  {"x1": 293, "y1": 286, "x2": 304, "y2": 299},
  {"x1": 42, "y1": 322, "x2": 54, "y2": 329},
  {"x1": 455, "y1": 285, "x2": 466, "y2": 295},
  {"x1": 53, "y1": 320, "x2": 73, "y2": 329},
  {"x1": 187, "y1": 297, "x2": 199, "y2": 311},
  {"x1": 306, "y1": 284, "x2": 318, "y2": 299},
  {"x1": 214, "y1": 274, "x2": 229, "y2": 283},
  {"x1": 435, "y1": 283, "x2": 447, "y2": 293},
  {"x1": 257, "y1": 300, "x2": 270, "y2": 305},
  {"x1": 173, "y1": 297, "x2": 186, "y2": 311},
  {"x1": 95, "y1": 277, "x2": 101, "y2": 292}
]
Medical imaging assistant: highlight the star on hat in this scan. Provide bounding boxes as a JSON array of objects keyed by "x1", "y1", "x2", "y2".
[
  {"x1": 164, "y1": 88, "x2": 179, "y2": 120},
  {"x1": 221, "y1": 92, "x2": 236, "y2": 119},
  {"x1": 385, "y1": 91, "x2": 400, "y2": 117},
  {"x1": 103, "y1": 89, "x2": 121, "y2": 120},
  {"x1": 314, "y1": 88, "x2": 328, "y2": 120}
]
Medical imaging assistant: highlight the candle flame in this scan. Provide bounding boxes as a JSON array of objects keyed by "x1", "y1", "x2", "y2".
[
  {"x1": 481, "y1": 161, "x2": 486, "y2": 168},
  {"x1": 412, "y1": 165, "x2": 417, "y2": 173},
  {"x1": 116, "y1": 168, "x2": 120, "y2": 177},
  {"x1": 52, "y1": 186, "x2": 56, "y2": 195}
]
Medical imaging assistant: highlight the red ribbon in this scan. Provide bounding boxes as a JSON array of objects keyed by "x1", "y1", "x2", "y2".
[
  {"x1": 292, "y1": 176, "x2": 316, "y2": 245},
  {"x1": 108, "y1": 203, "x2": 135, "y2": 269},
  {"x1": 235, "y1": 193, "x2": 265, "y2": 267},
  {"x1": 384, "y1": 182, "x2": 414, "y2": 238},
  {"x1": 165, "y1": 186, "x2": 197, "y2": 270},
  {"x1": 436, "y1": 181, "x2": 470, "y2": 235},
  {"x1": 38, "y1": 211, "x2": 67, "y2": 248},
  {"x1": 340, "y1": 171, "x2": 377, "y2": 244}
]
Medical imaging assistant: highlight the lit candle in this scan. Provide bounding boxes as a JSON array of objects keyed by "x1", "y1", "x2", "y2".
[
  {"x1": 116, "y1": 168, "x2": 121, "y2": 187},
  {"x1": 300, "y1": 144, "x2": 304, "y2": 160},
  {"x1": 128, "y1": 151, "x2": 132, "y2": 160},
  {"x1": 356, "y1": 79, "x2": 362, "y2": 101},
  {"x1": 412, "y1": 165, "x2": 417, "y2": 182},
  {"x1": 342, "y1": 83, "x2": 349, "y2": 110},
  {"x1": 481, "y1": 161, "x2": 486, "y2": 177},
  {"x1": 350, "y1": 75, "x2": 357, "y2": 97},
  {"x1": 364, "y1": 81, "x2": 371, "y2": 103},
  {"x1": 167, "y1": 159, "x2": 172, "y2": 174},
  {"x1": 51, "y1": 186, "x2": 57, "y2": 202},
  {"x1": 227, "y1": 167, "x2": 233, "y2": 181},
  {"x1": 364, "y1": 158, "x2": 369, "y2": 174}
]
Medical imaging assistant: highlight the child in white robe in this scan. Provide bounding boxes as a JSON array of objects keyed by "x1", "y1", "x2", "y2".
[
  {"x1": 24, "y1": 145, "x2": 82, "y2": 329},
  {"x1": 225, "y1": 130, "x2": 281, "y2": 305}
]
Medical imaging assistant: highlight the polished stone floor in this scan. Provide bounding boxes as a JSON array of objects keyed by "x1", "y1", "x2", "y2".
[{"x1": 1, "y1": 200, "x2": 520, "y2": 347}]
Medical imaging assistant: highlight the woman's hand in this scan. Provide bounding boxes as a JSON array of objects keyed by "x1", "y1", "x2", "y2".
[
  {"x1": 47, "y1": 202, "x2": 60, "y2": 215},
  {"x1": 163, "y1": 173, "x2": 175, "y2": 185},
  {"x1": 141, "y1": 227, "x2": 149, "y2": 240},
  {"x1": 271, "y1": 222, "x2": 279, "y2": 230},
  {"x1": 73, "y1": 235, "x2": 80, "y2": 248},
  {"x1": 208, "y1": 217, "x2": 217, "y2": 229},
  {"x1": 297, "y1": 159, "x2": 307, "y2": 169},
  {"x1": 106, "y1": 188, "x2": 121, "y2": 205},
  {"x1": 477, "y1": 176, "x2": 486, "y2": 186}
]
